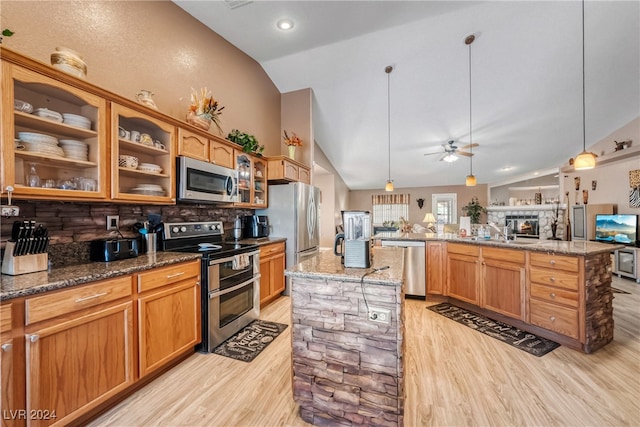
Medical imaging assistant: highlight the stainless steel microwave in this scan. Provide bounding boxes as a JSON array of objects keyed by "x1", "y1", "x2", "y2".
[{"x1": 177, "y1": 156, "x2": 238, "y2": 203}]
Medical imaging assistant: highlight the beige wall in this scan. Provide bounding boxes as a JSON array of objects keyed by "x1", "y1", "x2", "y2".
[
  {"x1": 281, "y1": 89, "x2": 312, "y2": 165},
  {"x1": 560, "y1": 116, "x2": 640, "y2": 214},
  {"x1": 350, "y1": 184, "x2": 489, "y2": 225},
  {"x1": 2, "y1": 1, "x2": 282, "y2": 151}
]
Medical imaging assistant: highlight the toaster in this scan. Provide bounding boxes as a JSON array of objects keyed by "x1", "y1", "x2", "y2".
[{"x1": 90, "y1": 238, "x2": 139, "y2": 262}]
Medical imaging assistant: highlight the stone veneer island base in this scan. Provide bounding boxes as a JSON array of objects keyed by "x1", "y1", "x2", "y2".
[{"x1": 287, "y1": 248, "x2": 405, "y2": 426}]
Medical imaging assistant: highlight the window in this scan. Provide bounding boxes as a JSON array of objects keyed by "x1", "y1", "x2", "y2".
[
  {"x1": 432, "y1": 193, "x2": 457, "y2": 225},
  {"x1": 372, "y1": 193, "x2": 410, "y2": 225}
]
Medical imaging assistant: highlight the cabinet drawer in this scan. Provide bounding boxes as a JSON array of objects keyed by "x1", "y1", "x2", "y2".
[
  {"x1": 260, "y1": 242, "x2": 285, "y2": 258},
  {"x1": 530, "y1": 299, "x2": 579, "y2": 339},
  {"x1": 137, "y1": 260, "x2": 200, "y2": 293},
  {"x1": 482, "y1": 247, "x2": 525, "y2": 264},
  {"x1": 530, "y1": 252, "x2": 579, "y2": 272},
  {"x1": 530, "y1": 283, "x2": 579, "y2": 308},
  {"x1": 25, "y1": 276, "x2": 132, "y2": 325},
  {"x1": 0, "y1": 303, "x2": 11, "y2": 333},
  {"x1": 448, "y1": 243, "x2": 480, "y2": 256},
  {"x1": 530, "y1": 267, "x2": 579, "y2": 291}
]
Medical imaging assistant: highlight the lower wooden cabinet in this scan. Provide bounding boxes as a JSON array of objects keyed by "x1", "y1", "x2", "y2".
[
  {"x1": 25, "y1": 299, "x2": 134, "y2": 427},
  {"x1": 426, "y1": 242, "x2": 446, "y2": 295},
  {"x1": 137, "y1": 261, "x2": 201, "y2": 378},
  {"x1": 447, "y1": 244, "x2": 480, "y2": 304},
  {"x1": 1, "y1": 304, "x2": 14, "y2": 427},
  {"x1": 259, "y1": 242, "x2": 286, "y2": 307},
  {"x1": 481, "y1": 247, "x2": 525, "y2": 320}
]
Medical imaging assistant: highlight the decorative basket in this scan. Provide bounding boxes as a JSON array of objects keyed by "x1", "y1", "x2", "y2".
[
  {"x1": 186, "y1": 111, "x2": 211, "y2": 131},
  {"x1": 118, "y1": 155, "x2": 138, "y2": 168}
]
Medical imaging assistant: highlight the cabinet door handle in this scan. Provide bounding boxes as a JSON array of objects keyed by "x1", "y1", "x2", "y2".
[
  {"x1": 75, "y1": 292, "x2": 108, "y2": 303},
  {"x1": 549, "y1": 260, "x2": 556, "y2": 265},
  {"x1": 167, "y1": 272, "x2": 185, "y2": 279},
  {"x1": 549, "y1": 316, "x2": 556, "y2": 322},
  {"x1": 550, "y1": 292, "x2": 556, "y2": 298},
  {"x1": 28, "y1": 334, "x2": 39, "y2": 343},
  {"x1": 550, "y1": 277, "x2": 556, "y2": 282},
  {"x1": 1, "y1": 343, "x2": 12, "y2": 352}
]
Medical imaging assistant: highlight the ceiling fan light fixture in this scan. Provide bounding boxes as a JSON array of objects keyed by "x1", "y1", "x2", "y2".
[
  {"x1": 465, "y1": 174, "x2": 477, "y2": 187},
  {"x1": 573, "y1": 0, "x2": 596, "y2": 171},
  {"x1": 443, "y1": 153, "x2": 458, "y2": 162}
]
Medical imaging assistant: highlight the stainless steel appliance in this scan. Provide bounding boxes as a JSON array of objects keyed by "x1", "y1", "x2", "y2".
[
  {"x1": 334, "y1": 210, "x2": 371, "y2": 268},
  {"x1": 380, "y1": 240, "x2": 425, "y2": 297},
  {"x1": 90, "y1": 238, "x2": 138, "y2": 262},
  {"x1": 614, "y1": 247, "x2": 640, "y2": 283},
  {"x1": 256, "y1": 182, "x2": 320, "y2": 294},
  {"x1": 243, "y1": 215, "x2": 269, "y2": 238},
  {"x1": 176, "y1": 156, "x2": 238, "y2": 203},
  {"x1": 161, "y1": 221, "x2": 260, "y2": 352}
]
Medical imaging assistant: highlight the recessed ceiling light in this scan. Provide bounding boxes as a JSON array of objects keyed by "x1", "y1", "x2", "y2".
[
  {"x1": 533, "y1": 171, "x2": 540, "y2": 176},
  {"x1": 277, "y1": 19, "x2": 294, "y2": 31},
  {"x1": 501, "y1": 166, "x2": 513, "y2": 171}
]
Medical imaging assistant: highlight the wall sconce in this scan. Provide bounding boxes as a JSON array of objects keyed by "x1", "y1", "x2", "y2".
[{"x1": 416, "y1": 198, "x2": 425, "y2": 209}]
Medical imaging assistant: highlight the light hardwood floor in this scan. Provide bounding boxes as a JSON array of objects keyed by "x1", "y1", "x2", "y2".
[{"x1": 89, "y1": 275, "x2": 639, "y2": 426}]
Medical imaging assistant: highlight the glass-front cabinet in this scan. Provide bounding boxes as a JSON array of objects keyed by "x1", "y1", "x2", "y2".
[
  {"x1": 2, "y1": 63, "x2": 107, "y2": 200},
  {"x1": 234, "y1": 151, "x2": 267, "y2": 208},
  {"x1": 111, "y1": 103, "x2": 175, "y2": 204}
]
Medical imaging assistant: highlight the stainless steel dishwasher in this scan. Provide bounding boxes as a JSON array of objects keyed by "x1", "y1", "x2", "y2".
[{"x1": 380, "y1": 240, "x2": 426, "y2": 297}]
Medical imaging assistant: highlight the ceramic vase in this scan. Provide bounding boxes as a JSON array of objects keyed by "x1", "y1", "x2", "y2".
[
  {"x1": 186, "y1": 111, "x2": 211, "y2": 131},
  {"x1": 288, "y1": 145, "x2": 296, "y2": 160}
]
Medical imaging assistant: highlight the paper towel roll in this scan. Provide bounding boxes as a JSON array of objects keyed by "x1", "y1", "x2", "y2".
[{"x1": 459, "y1": 216, "x2": 471, "y2": 236}]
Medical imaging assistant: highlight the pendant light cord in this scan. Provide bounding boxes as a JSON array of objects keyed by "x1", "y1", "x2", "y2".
[
  {"x1": 468, "y1": 39, "x2": 473, "y2": 175},
  {"x1": 581, "y1": 0, "x2": 586, "y2": 152},
  {"x1": 387, "y1": 66, "x2": 392, "y2": 183}
]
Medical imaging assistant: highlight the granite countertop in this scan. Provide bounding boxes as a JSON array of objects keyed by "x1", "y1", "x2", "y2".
[
  {"x1": 236, "y1": 236, "x2": 286, "y2": 246},
  {"x1": 285, "y1": 247, "x2": 404, "y2": 286},
  {"x1": 373, "y1": 232, "x2": 622, "y2": 255},
  {"x1": 0, "y1": 252, "x2": 201, "y2": 301}
]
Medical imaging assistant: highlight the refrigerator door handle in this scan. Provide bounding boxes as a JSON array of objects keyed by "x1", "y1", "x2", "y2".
[{"x1": 307, "y1": 191, "x2": 316, "y2": 240}]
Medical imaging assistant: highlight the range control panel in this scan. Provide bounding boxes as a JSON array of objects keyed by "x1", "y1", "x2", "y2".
[{"x1": 163, "y1": 221, "x2": 223, "y2": 240}]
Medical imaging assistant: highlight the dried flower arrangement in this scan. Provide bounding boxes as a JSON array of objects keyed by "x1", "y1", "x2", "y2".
[{"x1": 283, "y1": 130, "x2": 302, "y2": 147}]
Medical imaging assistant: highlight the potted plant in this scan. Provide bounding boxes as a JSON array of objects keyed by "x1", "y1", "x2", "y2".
[
  {"x1": 227, "y1": 129, "x2": 264, "y2": 155},
  {"x1": 461, "y1": 197, "x2": 486, "y2": 224}
]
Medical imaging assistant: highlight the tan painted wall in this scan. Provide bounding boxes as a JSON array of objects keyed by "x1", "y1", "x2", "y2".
[
  {"x1": 349, "y1": 184, "x2": 489, "y2": 225},
  {"x1": 281, "y1": 89, "x2": 312, "y2": 165},
  {"x1": 1, "y1": 0, "x2": 282, "y2": 153}
]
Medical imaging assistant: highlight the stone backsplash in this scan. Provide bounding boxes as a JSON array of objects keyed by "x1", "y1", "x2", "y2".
[{"x1": 0, "y1": 200, "x2": 253, "y2": 267}]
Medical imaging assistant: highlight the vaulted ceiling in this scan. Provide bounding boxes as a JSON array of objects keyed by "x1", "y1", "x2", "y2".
[{"x1": 174, "y1": 0, "x2": 639, "y2": 190}]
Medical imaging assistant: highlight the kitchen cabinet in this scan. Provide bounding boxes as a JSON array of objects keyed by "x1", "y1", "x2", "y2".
[
  {"x1": 2, "y1": 62, "x2": 108, "y2": 201},
  {"x1": 111, "y1": 103, "x2": 175, "y2": 204},
  {"x1": 137, "y1": 261, "x2": 201, "y2": 378},
  {"x1": 234, "y1": 151, "x2": 267, "y2": 208},
  {"x1": 446, "y1": 243, "x2": 480, "y2": 304},
  {"x1": 528, "y1": 252, "x2": 581, "y2": 340},
  {"x1": 177, "y1": 128, "x2": 235, "y2": 169},
  {"x1": 426, "y1": 241, "x2": 446, "y2": 295},
  {"x1": 1, "y1": 304, "x2": 14, "y2": 427},
  {"x1": 267, "y1": 156, "x2": 311, "y2": 184},
  {"x1": 481, "y1": 247, "x2": 525, "y2": 320},
  {"x1": 259, "y1": 241, "x2": 286, "y2": 307},
  {"x1": 24, "y1": 276, "x2": 135, "y2": 427}
]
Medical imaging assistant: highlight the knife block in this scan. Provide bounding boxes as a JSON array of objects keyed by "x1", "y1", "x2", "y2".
[{"x1": 1, "y1": 242, "x2": 48, "y2": 275}]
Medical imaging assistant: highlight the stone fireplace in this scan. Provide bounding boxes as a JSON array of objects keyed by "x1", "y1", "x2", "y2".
[{"x1": 487, "y1": 205, "x2": 566, "y2": 240}]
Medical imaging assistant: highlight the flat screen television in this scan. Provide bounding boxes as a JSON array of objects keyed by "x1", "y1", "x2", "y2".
[{"x1": 594, "y1": 214, "x2": 638, "y2": 246}]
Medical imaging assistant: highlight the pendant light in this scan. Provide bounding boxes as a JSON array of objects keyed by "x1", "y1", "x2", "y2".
[
  {"x1": 385, "y1": 65, "x2": 394, "y2": 192},
  {"x1": 465, "y1": 34, "x2": 477, "y2": 187},
  {"x1": 573, "y1": 0, "x2": 596, "y2": 170}
]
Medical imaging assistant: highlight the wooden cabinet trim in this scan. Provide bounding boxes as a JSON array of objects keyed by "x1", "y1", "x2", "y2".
[
  {"x1": 529, "y1": 267, "x2": 579, "y2": 291},
  {"x1": 529, "y1": 252, "x2": 579, "y2": 273},
  {"x1": 0, "y1": 304, "x2": 12, "y2": 334},
  {"x1": 137, "y1": 260, "x2": 200, "y2": 294}
]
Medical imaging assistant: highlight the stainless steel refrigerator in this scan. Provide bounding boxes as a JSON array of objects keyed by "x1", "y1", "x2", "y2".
[{"x1": 256, "y1": 182, "x2": 320, "y2": 295}]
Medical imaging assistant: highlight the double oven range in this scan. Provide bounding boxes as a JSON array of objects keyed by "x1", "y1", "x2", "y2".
[{"x1": 161, "y1": 221, "x2": 260, "y2": 352}]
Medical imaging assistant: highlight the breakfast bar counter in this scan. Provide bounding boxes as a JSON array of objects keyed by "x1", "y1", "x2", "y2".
[{"x1": 286, "y1": 247, "x2": 405, "y2": 426}]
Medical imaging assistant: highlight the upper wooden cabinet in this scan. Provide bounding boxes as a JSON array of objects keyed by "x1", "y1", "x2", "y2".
[
  {"x1": 234, "y1": 151, "x2": 267, "y2": 208},
  {"x1": 111, "y1": 103, "x2": 176, "y2": 204},
  {"x1": 177, "y1": 128, "x2": 234, "y2": 169},
  {"x1": 267, "y1": 156, "x2": 311, "y2": 184},
  {"x1": 2, "y1": 62, "x2": 108, "y2": 201}
]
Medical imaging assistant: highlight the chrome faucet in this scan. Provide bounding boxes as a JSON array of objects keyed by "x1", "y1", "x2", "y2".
[{"x1": 488, "y1": 222, "x2": 512, "y2": 242}]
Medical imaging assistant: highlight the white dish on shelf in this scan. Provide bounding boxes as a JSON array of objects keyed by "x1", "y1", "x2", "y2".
[
  {"x1": 14, "y1": 99, "x2": 34, "y2": 113},
  {"x1": 136, "y1": 183, "x2": 163, "y2": 190},
  {"x1": 62, "y1": 113, "x2": 91, "y2": 129},
  {"x1": 33, "y1": 108, "x2": 63, "y2": 122},
  {"x1": 138, "y1": 164, "x2": 162, "y2": 173},
  {"x1": 17, "y1": 132, "x2": 58, "y2": 145},
  {"x1": 59, "y1": 139, "x2": 88, "y2": 148},
  {"x1": 129, "y1": 187, "x2": 165, "y2": 196}
]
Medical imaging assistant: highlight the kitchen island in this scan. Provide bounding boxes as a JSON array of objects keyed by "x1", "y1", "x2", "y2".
[
  {"x1": 286, "y1": 247, "x2": 405, "y2": 426},
  {"x1": 375, "y1": 232, "x2": 622, "y2": 353}
]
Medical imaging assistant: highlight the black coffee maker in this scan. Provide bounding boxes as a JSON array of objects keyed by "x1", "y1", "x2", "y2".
[
  {"x1": 243, "y1": 215, "x2": 269, "y2": 238},
  {"x1": 334, "y1": 210, "x2": 371, "y2": 268}
]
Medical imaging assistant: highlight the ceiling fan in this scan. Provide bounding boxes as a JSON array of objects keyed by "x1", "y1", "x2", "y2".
[{"x1": 423, "y1": 140, "x2": 479, "y2": 162}]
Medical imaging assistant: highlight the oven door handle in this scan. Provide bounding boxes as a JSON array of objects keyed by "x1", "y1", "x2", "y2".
[
  {"x1": 208, "y1": 274, "x2": 261, "y2": 299},
  {"x1": 208, "y1": 250, "x2": 260, "y2": 266}
]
